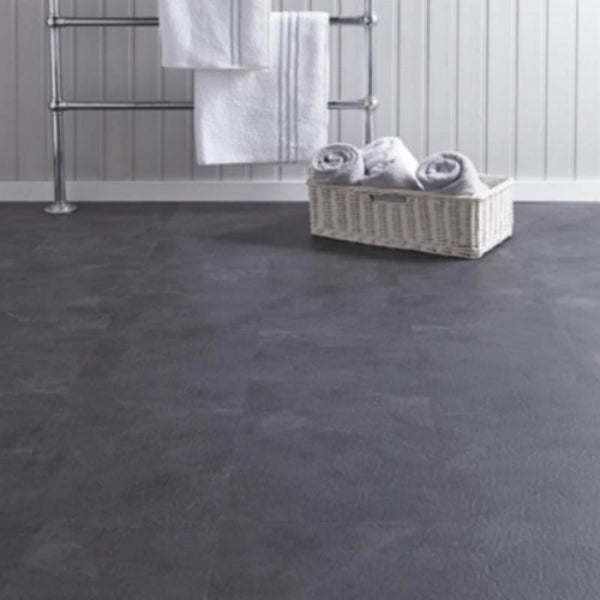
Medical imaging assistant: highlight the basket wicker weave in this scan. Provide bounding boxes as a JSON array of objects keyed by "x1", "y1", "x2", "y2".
[{"x1": 308, "y1": 176, "x2": 514, "y2": 259}]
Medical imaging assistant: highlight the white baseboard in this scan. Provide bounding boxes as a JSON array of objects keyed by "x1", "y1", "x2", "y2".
[
  {"x1": 1, "y1": 180, "x2": 600, "y2": 203},
  {"x1": 0, "y1": 181, "x2": 307, "y2": 203},
  {"x1": 515, "y1": 181, "x2": 600, "y2": 202}
]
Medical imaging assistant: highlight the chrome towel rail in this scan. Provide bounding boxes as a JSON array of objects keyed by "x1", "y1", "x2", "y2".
[
  {"x1": 48, "y1": 15, "x2": 378, "y2": 28},
  {"x1": 45, "y1": 0, "x2": 378, "y2": 215}
]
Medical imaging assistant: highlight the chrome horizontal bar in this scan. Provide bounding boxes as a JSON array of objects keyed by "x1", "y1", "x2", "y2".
[
  {"x1": 52, "y1": 100, "x2": 194, "y2": 111},
  {"x1": 48, "y1": 15, "x2": 378, "y2": 28},
  {"x1": 332, "y1": 15, "x2": 378, "y2": 27},
  {"x1": 51, "y1": 98, "x2": 379, "y2": 112},
  {"x1": 49, "y1": 17, "x2": 159, "y2": 27},
  {"x1": 332, "y1": 97, "x2": 379, "y2": 111}
]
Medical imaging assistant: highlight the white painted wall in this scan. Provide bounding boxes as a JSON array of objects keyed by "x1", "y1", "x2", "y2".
[{"x1": 1, "y1": 0, "x2": 599, "y2": 199}]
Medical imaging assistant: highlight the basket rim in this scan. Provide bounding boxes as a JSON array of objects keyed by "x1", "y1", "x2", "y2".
[{"x1": 307, "y1": 175, "x2": 514, "y2": 202}]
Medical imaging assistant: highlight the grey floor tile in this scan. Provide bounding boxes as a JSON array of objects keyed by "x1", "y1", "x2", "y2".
[
  {"x1": 1, "y1": 478, "x2": 227, "y2": 600},
  {"x1": 228, "y1": 416, "x2": 480, "y2": 523},
  {"x1": 0, "y1": 339, "x2": 97, "y2": 396},
  {"x1": 207, "y1": 517, "x2": 600, "y2": 600},
  {"x1": 104, "y1": 323, "x2": 259, "y2": 412},
  {"x1": 2, "y1": 203, "x2": 600, "y2": 599}
]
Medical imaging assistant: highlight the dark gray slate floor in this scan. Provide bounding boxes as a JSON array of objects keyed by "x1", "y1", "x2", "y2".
[{"x1": 1, "y1": 202, "x2": 600, "y2": 600}]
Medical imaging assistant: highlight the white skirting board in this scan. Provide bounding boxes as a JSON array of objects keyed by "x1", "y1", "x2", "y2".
[{"x1": 1, "y1": 181, "x2": 600, "y2": 203}]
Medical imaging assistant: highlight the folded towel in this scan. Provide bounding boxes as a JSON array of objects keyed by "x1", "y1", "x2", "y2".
[
  {"x1": 310, "y1": 144, "x2": 365, "y2": 186},
  {"x1": 194, "y1": 12, "x2": 330, "y2": 165},
  {"x1": 361, "y1": 137, "x2": 422, "y2": 190},
  {"x1": 417, "y1": 152, "x2": 490, "y2": 197},
  {"x1": 159, "y1": 0, "x2": 271, "y2": 70}
]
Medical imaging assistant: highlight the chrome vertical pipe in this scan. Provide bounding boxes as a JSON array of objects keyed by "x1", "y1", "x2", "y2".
[
  {"x1": 364, "y1": 0, "x2": 377, "y2": 144},
  {"x1": 45, "y1": 0, "x2": 77, "y2": 215}
]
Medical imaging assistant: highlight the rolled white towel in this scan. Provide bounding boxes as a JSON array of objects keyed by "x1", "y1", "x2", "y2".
[
  {"x1": 417, "y1": 152, "x2": 490, "y2": 197},
  {"x1": 310, "y1": 143, "x2": 365, "y2": 186},
  {"x1": 361, "y1": 137, "x2": 422, "y2": 190}
]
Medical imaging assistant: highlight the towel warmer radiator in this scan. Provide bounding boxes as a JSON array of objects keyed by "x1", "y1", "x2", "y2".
[{"x1": 46, "y1": 0, "x2": 378, "y2": 215}]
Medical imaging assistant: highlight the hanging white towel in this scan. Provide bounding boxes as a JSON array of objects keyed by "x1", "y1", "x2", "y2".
[
  {"x1": 194, "y1": 12, "x2": 330, "y2": 165},
  {"x1": 158, "y1": 0, "x2": 271, "y2": 70}
]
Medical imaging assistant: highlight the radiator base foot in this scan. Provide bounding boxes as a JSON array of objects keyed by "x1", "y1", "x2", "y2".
[{"x1": 44, "y1": 201, "x2": 78, "y2": 215}]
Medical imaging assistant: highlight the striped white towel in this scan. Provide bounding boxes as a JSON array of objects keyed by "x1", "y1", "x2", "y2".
[
  {"x1": 158, "y1": 0, "x2": 271, "y2": 70},
  {"x1": 194, "y1": 12, "x2": 330, "y2": 165}
]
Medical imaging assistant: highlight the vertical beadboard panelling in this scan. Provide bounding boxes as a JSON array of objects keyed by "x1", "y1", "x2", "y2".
[
  {"x1": 133, "y1": 0, "x2": 161, "y2": 179},
  {"x1": 2, "y1": 0, "x2": 600, "y2": 187},
  {"x1": 456, "y1": 0, "x2": 486, "y2": 171},
  {"x1": 486, "y1": 0, "x2": 517, "y2": 176},
  {"x1": 516, "y1": 0, "x2": 547, "y2": 179},
  {"x1": 162, "y1": 58, "x2": 191, "y2": 180},
  {"x1": 546, "y1": 0, "x2": 577, "y2": 179},
  {"x1": 427, "y1": 0, "x2": 458, "y2": 155},
  {"x1": 0, "y1": 0, "x2": 17, "y2": 179},
  {"x1": 398, "y1": 0, "x2": 428, "y2": 160},
  {"x1": 373, "y1": 0, "x2": 397, "y2": 138},
  {"x1": 74, "y1": 0, "x2": 104, "y2": 180},
  {"x1": 105, "y1": 0, "x2": 135, "y2": 180},
  {"x1": 575, "y1": 0, "x2": 600, "y2": 179},
  {"x1": 16, "y1": 0, "x2": 49, "y2": 180}
]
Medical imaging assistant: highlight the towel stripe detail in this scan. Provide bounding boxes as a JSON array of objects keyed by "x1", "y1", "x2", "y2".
[
  {"x1": 278, "y1": 15, "x2": 285, "y2": 163},
  {"x1": 286, "y1": 15, "x2": 293, "y2": 162},
  {"x1": 276, "y1": 14, "x2": 302, "y2": 163},
  {"x1": 288, "y1": 15, "x2": 300, "y2": 163},
  {"x1": 237, "y1": 0, "x2": 242, "y2": 66},
  {"x1": 230, "y1": 0, "x2": 241, "y2": 67},
  {"x1": 294, "y1": 16, "x2": 301, "y2": 162},
  {"x1": 230, "y1": 0, "x2": 235, "y2": 67}
]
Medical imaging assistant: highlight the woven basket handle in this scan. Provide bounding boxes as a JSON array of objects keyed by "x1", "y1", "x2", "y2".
[{"x1": 369, "y1": 192, "x2": 408, "y2": 204}]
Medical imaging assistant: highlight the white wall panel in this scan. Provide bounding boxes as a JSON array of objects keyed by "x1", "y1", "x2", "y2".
[
  {"x1": 575, "y1": 0, "x2": 600, "y2": 179},
  {"x1": 74, "y1": 0, "x2": 103, "y2": 180},
  {"x1": 132, "y1": 0, "x2": 162, "y2": 180},
  {"x1": 456, "y1": 0, "x2": 487, "y2": 171},
  {"x1": 1, "y1": 0, "x2": 599, "y2": 186},
  {"x1": 16, "y1": 0, "x2": 49, "y2": 181},
  {"x1": 0, "y1": 0, "x2": 17, "y2": 180},
  {"x1": 373, "y1": 0, "x2": 398, "y2": 138},
  {"x1": 427, "y1": 0, "x2": 458, "y2": 155},
  {"x1": 546, "y1": 0, "x2": 577, "y2": 179},
  {"x1": 398, "y1": 0, "x2": 428, "y2": 160},
  {"x1": 487, "y1": 0, "x2": 517, "y2": 176},
  {"x1": 516, "y1": 0, "x2": 547, "y2": 179},
  {"x1": 104, "y1": 0, "x2": 135, "y2": 180}
]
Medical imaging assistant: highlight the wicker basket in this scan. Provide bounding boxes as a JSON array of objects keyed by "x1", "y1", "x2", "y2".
[{"x1": 308, "y1": 176, "x2": 514, "y2": 259}]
